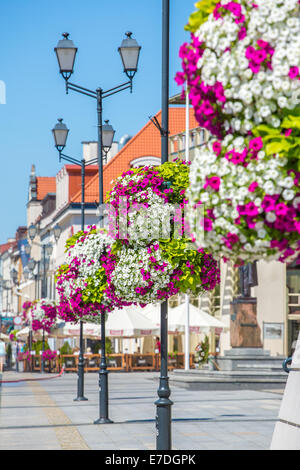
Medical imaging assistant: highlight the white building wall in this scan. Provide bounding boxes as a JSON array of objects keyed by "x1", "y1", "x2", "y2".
[
  {"x1": 56, "y1": 166, "x2": 69, "y2": 212},
  {"x1": 253, "y1": 260, "x2": 286, "y2": 356},
  {"x1": 82, "y1": 141, "x2": 119, "y2": 164},
  {"x1": 27, "y1": 200, "x2": 42, "y2": 227}
]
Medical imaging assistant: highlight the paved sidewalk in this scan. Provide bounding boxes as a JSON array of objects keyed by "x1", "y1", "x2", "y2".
[{"x1": 0, "y1": 370, "x2": 284, "y2": 450}]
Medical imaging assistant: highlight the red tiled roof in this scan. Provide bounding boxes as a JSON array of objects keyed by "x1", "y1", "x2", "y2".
[
  {"x1": 71, "y1": 107, "x2": 198, "y2": 203},
  {"x1": 36, "y1": 177, "x2": 56, "y2": 201},
  {"x1": 0, "y1": 241, "x2": 16, "y2": 255}
]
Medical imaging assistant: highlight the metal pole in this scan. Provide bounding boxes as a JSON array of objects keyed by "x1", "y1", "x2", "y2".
[
  {"x1": 42, "y1": 245, "x2": 46, "y2": 298},
  {"x1": 185, "y1": 85, "x2": 190, "y2": 371},
  {"x1": 155, "y1": 0, "x2": 172, "y2": 450},
  {"x1": 29, "y1": 328, "x2": 33, "y2": 372},
  {"x1": 97, "y1": 88, "x2": 104, "y2": 217},
  {"x1": 41, "y1": 328, "x2": 45, "y2": 374},
  {"x1": 74, "y1": 159, "x2": 88, "y2": 401},
  {"x1": 16, "y1": 342, "x2": 19, "y2": 372},
  {"x1": 94, "y1": 87, "x2": 112, "y2": 424},
  {"x1": 41, "y1": 246, "x2": 46, "y2": 374},
  {"x1": 81, "y1": 159, "x2": 85, "y2": 231}
]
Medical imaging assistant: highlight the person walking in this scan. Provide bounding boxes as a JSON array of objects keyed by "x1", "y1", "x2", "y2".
[
  {"x1": 0, "y1": 339, "x2": 6, "y2": 373},
  {"x1": 154, "y1": 337, "x2": 161, "y2": 371},
  {"x1": 155, "y1": 337, "x2": 161, "y2": 354}
]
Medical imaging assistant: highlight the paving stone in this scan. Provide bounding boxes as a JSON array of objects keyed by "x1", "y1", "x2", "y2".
[{"x1": 0, "y1": 370, "x2": 283, "y2": 450}]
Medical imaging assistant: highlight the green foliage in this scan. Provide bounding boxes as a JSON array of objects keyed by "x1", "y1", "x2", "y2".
[
  {"x1": 6, "y1": 342, "x2": 12, "y2": 359},
  {"x1": 252, "y1": 111, "x2": 300, "y2": 171},
  {"x1": 9, "y1": 330, "x2": 17, "y2": 340},
  {"x1": 64, "y1": 228, "x2": 95, "y2": 252},
  {"x1": 195, "y1": 335, "x2": 210, "y2": 365},
  {"x1": 91, "y1": 338, "x2": 112, "y2": 355},
  {"x1": 168, "y1": 351, "x2": 178, "y2": 358},
  {"x1": 80, "y1": 267, "x2": 107, "y2": 305},
  {"x1": 159, "y1": 239, "x2": 208, "y2": 295},
  {"x1": 158, "y1": 160, "x2": 190, "y2": 203},
  {"x1": 185, "y1": 0, "x2": 218, "y2": 32},
  {"x1": 55, "y1": 263, "x2": 69, "y2": 283},
  {"x1": 106, "y1": 337, "x2": 112, "y2": 355},
  {"x1": 59, "y1": 341, "x2": 73, "y2": 355},
  {"x1": 31, "y1": 340, "x2": 50, "y2": 355}
]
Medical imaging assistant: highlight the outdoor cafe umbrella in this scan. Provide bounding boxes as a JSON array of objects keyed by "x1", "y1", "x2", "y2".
[
  {"x1": 16, "y1": 327, "x2": 49, "y2": 339},
  {"x1": 51, "y1": 309, "x2": 159, "y2": 340},
  {"x1": 105, "y1": 307, "x2": 160, "y2": 338},
  {"x1": 167, "y1": 303, "x2": 226, "y2": 334},
  {"x1": 142, "y1": 303, "x2": 226, "y2": 333},
  {"x1": 0, "y1": 332, "x2": 10, "y2": 342},
  {"x1": 51, "y1": 322, "x2": 101, "y2": 339}
]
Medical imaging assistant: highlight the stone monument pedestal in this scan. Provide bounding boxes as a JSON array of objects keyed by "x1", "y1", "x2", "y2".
[
  {"x1": 216, "y1": 298, "x2": 284, "y2": 372},
  {"x1": 230, "y1": 297, "x2": 262, "y2": 348},
  {"x1": 216, "y1": 347, "x2": 284, "y2": 372},
  {"x1": 169, "y1": 292, "x2": 286, "y2": 390}
]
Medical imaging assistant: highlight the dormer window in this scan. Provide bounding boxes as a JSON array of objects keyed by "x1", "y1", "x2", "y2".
[{"x1": 130, "y1": 156, "x2": 160, "y2": 168}]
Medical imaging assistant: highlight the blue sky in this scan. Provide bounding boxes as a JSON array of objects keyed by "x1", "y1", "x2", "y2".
[{"x1": 0, "y1": 0, "x2": 196, "y2": 245}]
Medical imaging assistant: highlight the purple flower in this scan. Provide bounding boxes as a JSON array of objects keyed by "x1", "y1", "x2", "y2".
[
  {"x1": 204, "y1": 176, "x2": 221, "y2": 191},
  {"x1": 248, "y1": 137, "x2": 263, "y2": 152},
  {"x1": 248, "y1": 182, "x2": 258, "y2": 192},
  {"x1": 289, "y1": 66, "x2": 299, "y2": 79}
]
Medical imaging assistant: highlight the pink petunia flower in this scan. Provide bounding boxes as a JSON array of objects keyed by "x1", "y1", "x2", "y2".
[
  {"x1": 285, "y1": 129, "x2": 292, "y2": 137},
  {"x1": 238, "y1": 26, "x2": 247, "y2": 40},
  {"x1": 248, "y1": 182, "x2": 258, "y2": 192},
  {"x1": 204, "y1": 176, "x2": 221, "y2": 191},
  {"x1": 212, "y1": 141, "x2": 222, "y2": 156},
  {"x1": 288, "y1": 66, "x2": 299, "y2": 79},
  {"x1": 249, "y1": 137, "x2": 263, "y2": 152}
]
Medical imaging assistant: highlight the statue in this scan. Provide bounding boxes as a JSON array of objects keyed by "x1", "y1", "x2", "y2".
[
  {"x1": 230, "y1": 261, "x2": 262, "y2": 348},
  {"x1": 238, "y1": 261, "x2": 258, "y2": 298}
]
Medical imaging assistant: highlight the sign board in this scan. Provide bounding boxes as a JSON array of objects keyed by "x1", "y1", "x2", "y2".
[
  {"x1": 13, "y1": 316, "x2": 22, "y2": 326},
  {"x1": 263, "y1": 322, "x2": 284, "y2": 340},
  {"x1": 109, "y1": 330, "x2": 124, "y2": 336}
]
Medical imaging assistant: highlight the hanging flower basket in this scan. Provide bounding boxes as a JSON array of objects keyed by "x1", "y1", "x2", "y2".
[
  {"x1": 29, "y1": 299, "x2": 58, "y2": 333},
  {"x1": 56, "y1": 163, "x2": 220, "y2": 310},
  {"x1": 110, "y1": 239, "x2": 220, "y2": 305},
  {"x1": 176, "y1": 0, "x2": 300, "y2": 264},
  {"x1": 107, "y1": 160, "x2": 191, "y2": 242},
  {"x1": 55, "y1": 226, "x2": 130, "y2": 323},
  {"x1": 187, "y1": 134, "x2": 300, "y2": 263},
  {"x1": 106, "y1": 160, "x2": 220, "y2": 305}
]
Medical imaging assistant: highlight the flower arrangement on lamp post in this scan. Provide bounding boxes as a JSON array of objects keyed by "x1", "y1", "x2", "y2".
[
  {"x1": 55, "y1": 226, "x2": 131, "y2": 324},
  {"x1": 56, "y1": 163, "x2": 220, "y2": 315},
  {"x1": 30, "y1": 299, "x2": 58, "y2": 333},
  {"x1": 175, "y1": 0, "x2": 300, "y2": 264},
  {"x1": 55, "y1": 160, "x2": 220, "y2": 431},
  {"x1": 106, "y1": 160, "x2": 220, "y2": 305},
  {"x1": 23, "y1": 299, "x2": 58, "y2": 373}
]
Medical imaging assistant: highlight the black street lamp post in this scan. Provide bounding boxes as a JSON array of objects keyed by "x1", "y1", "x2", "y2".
[
  {"x1": 154, "y1": 0, "x2": 173, "y2": 450},
  {"x1": 54, "y1": 31, "x2": 141, "y2": 424},
  {"x1": 0, "y1": 278, "x2": 12, "y2": 338},
  {"x1": 27, "y1": 225, "x2": 61, "y2": 373},
  {"x1": 10, "y1": 268, "x2": 20, "y2": 372},
  {"x1": 52, "y1": 118, "x2": 114, "y2": 401}
]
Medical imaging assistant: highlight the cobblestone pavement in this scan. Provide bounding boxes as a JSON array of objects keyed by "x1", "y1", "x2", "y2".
[{"x1": 0, "y1": 370, "x2": 284, "y2": 450}]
